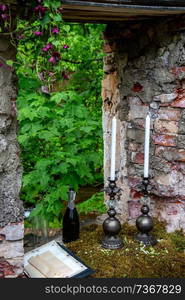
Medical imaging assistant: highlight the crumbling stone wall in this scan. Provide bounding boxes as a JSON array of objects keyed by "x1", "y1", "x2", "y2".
[
  {"x1": 102, "y1": 16, "x2": 185, "y2": 232},
  {"x1": 0, "y1": 37, "x2": 23, "y2": 277}
]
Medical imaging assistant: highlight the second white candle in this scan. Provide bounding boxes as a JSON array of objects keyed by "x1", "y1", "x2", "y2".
[
  {"x1": 144, "y1": 114, "x2": 150, "y2": 178},
  {"x1": 110, "y1": 116, "x2": 117, "y2": 181}
]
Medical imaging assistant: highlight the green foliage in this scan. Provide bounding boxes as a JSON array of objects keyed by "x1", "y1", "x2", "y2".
[
  {"x1": 77, "y1": 192, "x2": 106, "y2": 215},
  {"x1": 15, "y1": 1, "x2": 105, "y2": 222}
]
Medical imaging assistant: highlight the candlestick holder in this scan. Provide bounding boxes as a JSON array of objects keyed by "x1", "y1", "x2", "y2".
[
  {"x1": 135, "y1": 177, "x2": 157, "y2": 246},
  {"x1": 101, "y1": 178, "x2": 123, "y2": 249}
]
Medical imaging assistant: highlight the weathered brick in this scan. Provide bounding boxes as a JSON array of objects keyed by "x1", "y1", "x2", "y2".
[
  {"x1": 154, "y1": 120, "x2": 178, "y2": 133},
  {"x1": 0, "y1": 259, "x2": 15, "y2": 277},
  {"x1": 131, "y1": 152, "x2": 144, "y2": 164},
  {"x1": 0, "y1": 240, "x2": 23, "y2": 259},
  {"x1": 152, "y1": 134, "x2": 176, "y2": 147},
  {"x1": 153, "y1": 92, "x2": 177, "y2": 103},
  {"x1": 177, "y1": 135, "x2": 185, "y2": 148},
  {"x1": 128, "y1": 105, "x2": 148, "y2": 120},
  {"x1": 171, "y1": 66, "x2": 185, "y2": 77},
  {"x1": 177, "y1": 150, "x2": 185, "y2": 162},
  {"x1": 158, "y1": 107, "x2": 181, "y2": 121},
  {"x1": 171, "y1": 89, "x2": 185, "y2": 108}
]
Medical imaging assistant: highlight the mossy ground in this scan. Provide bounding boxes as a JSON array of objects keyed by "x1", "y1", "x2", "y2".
[{"x1": 67, "y1": 219, "x2": 185, "y2": 278}]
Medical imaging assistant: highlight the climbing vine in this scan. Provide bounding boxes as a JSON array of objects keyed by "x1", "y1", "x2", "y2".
[{"x1": 0, "y1": 1, "x2": 105, "y2": 225}]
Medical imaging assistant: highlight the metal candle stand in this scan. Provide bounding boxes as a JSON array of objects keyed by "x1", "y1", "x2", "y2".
[
  {"x1": 135, "y1": 177, "x2": 157, "y2": 246},
  {"x1": 101, "y1": 178, "x2": 123, "y2": 250}
]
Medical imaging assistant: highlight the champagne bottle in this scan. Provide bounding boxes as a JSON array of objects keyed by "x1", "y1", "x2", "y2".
[{"x1": 62, "y1": 188, "x2": 80, "y2": 243}]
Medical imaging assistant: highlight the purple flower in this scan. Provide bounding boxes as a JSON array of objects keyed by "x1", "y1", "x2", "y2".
[
  {"x1": 33, "y1": 31, "x2": 42, "y2": 36},
  {"x1": 42, "y1": 43, "x2": 53, "y2": 52},
  {"x1": 34, "y1": 5, "x2": 46, "y2": 16},
  {"x1": 0, "y1": 5, "x2": 7, "y2": 11},
  {"x1": 52, "y1": 51, "x2": 61, "y2": 59},
  {"x1": 63, "y1": 44, "x2": 69, "y2": 49},
  {"x1": 51, "y1": 27, "x2": 59, "y2": 34},
  {"x1": 0, "y1": 62, "x2": 3, "y2": 67},
  {"x1": 48, "y1": 52, "x2": 61, "y2": 64},
  {"x1": 61, "y1": 71, "x2": 69, "y2": 80},
  {"x1": 1, "y1": 13, "x2": 9, "y2": 20},
  {"x1": 48, "y1": 56, "x2": 56, "y2": 64}
]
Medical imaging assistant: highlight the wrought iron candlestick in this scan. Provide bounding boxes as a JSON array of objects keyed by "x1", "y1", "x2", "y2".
[
  {"x1": 135, "y1": 177, "x2": 157, "y2": 246},
  {"x1": 101, "y1": 178, "x2": 123, "y2": 249}
]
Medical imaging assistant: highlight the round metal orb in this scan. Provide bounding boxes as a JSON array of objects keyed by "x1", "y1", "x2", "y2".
[
  {"x1": 101, "y1": 208, "x2": 123, "y2": 249},
  {"x1": 103, "y1": 210, "x2": 121, "y2": 235},
  {"x1": 135, "y1": 204, "x2": 157, "y2": 246},
  {"x1": 136, "y1": 214, "x2": 153, "y2": 233}
]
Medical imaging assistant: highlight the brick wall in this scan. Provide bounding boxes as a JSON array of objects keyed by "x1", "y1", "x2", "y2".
[{"x1": 102, "y1": 16, "x2": 185, "y2": 232}]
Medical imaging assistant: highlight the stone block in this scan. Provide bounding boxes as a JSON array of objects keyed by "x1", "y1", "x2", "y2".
[
  {"x1": 128, "y1": 104, "x2": 148, "y2": 120},
  {"x1": 153, "y1": 68, "x2": 175, "y2": 84},
  {"x1": 0, "y1": 222, "x2": 24, "y2": 241},
  {"x1": 178, "y1": 119, "x2": 185, "y2": 134},
  {"x1": 152, "y1": 134, "x2": 176, "y2": 147},
  {"x1": 127, "y1": 128, "x2": 144, "y2": 144},
  {"x1": 154, "y1": 120, "x2": 178, "y2": 134},
  {"x1": 151, "y1": 157, "x2": 171, "y2": 173},
  {"x1": 155, "y1": 146, "x2": 179, "y2": 161},
  {"x1": 128, "y1": 142, "x2": 143, "y2": 152},
  {"x1": 153, "y1": 92, "x2": 178, "y2": 103},
  {"x1": 158, "y1": 107, "x2": 181, "y2": 121},
  {"x1": 0, "y1": 116, "x2": 12, "y2": 133},
  {"x1": 177, "y1": 135, "x2": 185, "y2": 148},
  {"x1": 0, "y1": 240, "x2": 24, "y2": 259}
]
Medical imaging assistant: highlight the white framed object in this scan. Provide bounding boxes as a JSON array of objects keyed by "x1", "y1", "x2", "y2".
[{"x1": 24, "y1": 240, "x2": 94, "y2": 278}]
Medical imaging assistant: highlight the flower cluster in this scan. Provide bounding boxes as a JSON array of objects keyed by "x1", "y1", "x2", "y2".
[
  {"x1": 0, "y1": 0, "x2": 71, "y2": 92},
  {"x1": 0, "y1": 4, "x2": 9, "y2": 21}
]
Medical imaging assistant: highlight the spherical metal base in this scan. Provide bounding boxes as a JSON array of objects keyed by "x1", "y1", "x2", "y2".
[
  {"x1": 135, "y1": 232, "x2": 157, "y2": 246},
  {"x1": 102, "y1": 235, "x2": 123, "y2": 249}
]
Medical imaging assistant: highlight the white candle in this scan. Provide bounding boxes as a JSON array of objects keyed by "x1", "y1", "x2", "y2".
[
  {"x1": 110, "y1": 116, "x2": 117, "y2": 180},
  {"x1": 144, "y1": 114, "x2": 150, "y2": 178}
]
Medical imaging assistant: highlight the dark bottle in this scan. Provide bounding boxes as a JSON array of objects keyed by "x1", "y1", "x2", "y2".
[{"x1": 62, "y1": 188, "x2": 80, "y2": 243}]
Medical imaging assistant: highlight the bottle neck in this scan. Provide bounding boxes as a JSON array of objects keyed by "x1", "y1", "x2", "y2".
[{"x1": 67, "y1": 189, "x2": 76, "y2": 210}]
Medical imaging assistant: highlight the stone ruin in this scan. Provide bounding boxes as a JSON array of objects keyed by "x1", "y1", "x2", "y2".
[
  {"x1": 102, "y1": 16, "x2": 185, "y2": 233},
  {"x1": 0, "y1": 37, "x2": 24, "y2": 277},
  {"x1": 1, "y1": 1, "x2": 185, "y2": 278}
]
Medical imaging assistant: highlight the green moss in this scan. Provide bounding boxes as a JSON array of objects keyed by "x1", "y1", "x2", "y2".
[{"x1": 67, "y1": 220, "x2": 185, "y2": 278}]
